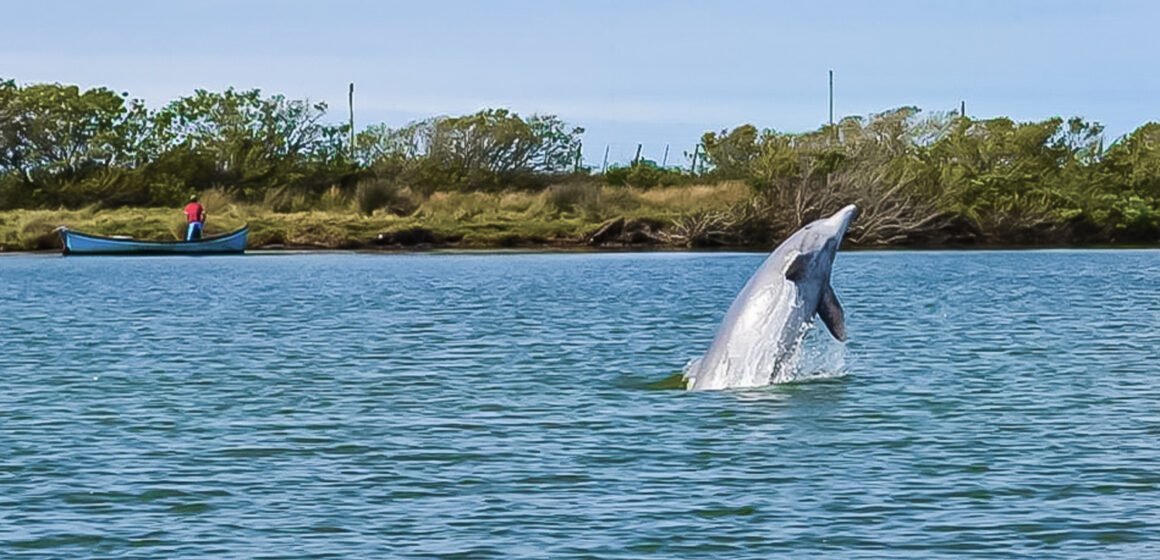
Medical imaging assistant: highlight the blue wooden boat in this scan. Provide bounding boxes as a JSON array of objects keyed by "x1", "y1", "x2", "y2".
[{"x1": 58, "y1": 225, "x2": 249, "y2": 256}]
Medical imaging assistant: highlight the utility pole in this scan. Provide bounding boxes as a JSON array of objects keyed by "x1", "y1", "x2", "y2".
[
  {"x1": 961, "y1": 100, "x2": 966, "y2": 119},
  {"x1": 661, "y1": 144, "x2": 670, "y2": 167},
  {"x1": 633, "y1": 144, "x2": 642, "y2": 166},
  {"x1": 828, "y1": 69, "x2": 835, "y2": 143},
  {"x1": 828, "y1": 70, "x2": 834, "y2": 127},
  {"x1": 689, "y1": 144, "x2": 700, "y2": 174},
  {"x1": 348, "y1": 82, "x2": 356, "y2": 158},
  {"x1": 601, "y1": 145, "x2": 610, "y2": 174}
]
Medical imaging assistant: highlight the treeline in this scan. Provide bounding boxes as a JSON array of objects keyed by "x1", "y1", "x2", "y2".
[
  {"x1": 0, "y1": 80, "x2": 585, "y2": 211},
  {"x1": 2, "y1": 78, "x2": 1159, "y2": 245},
  {"x1": 698, "y1": 110, "x2": 1160, "y2": 244}
]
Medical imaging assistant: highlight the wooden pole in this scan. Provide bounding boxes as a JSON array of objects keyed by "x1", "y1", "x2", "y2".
[
  {"x1": 690, "y1": 144, "x2": 700, "y2": 174},
  {"x1": 961, "y1": 100, "x2": 966, "y2": 118},
  {"x1": 574, "y1": 141, "x2": 583, "y2": 172},
  {"x1": 601, "y1": 145, "x2": 610, "y2": 174},
  {"x1": 348, "y1": 82, "x2": 355, "y2": 158},
  {"x1": 661, "y1": 144, "x2": 670, "y2": 167},
  {"x1": 633, "y1": 144, "x2": 642, "y2": 166}
]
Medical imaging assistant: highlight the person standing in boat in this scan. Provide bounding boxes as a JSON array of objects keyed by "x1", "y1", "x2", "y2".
[{"x1": 183, "y1": 194, "x2": 206, "y2": 241}]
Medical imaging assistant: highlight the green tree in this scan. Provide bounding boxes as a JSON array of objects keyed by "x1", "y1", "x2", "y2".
[
  {"x1": 0, "y1": 80, "x2": 154, "y2": 207},
  {"x1": 927, "y1": 116, "x2": 1075, "y2": 240},
  {"x1": 700, "y1": 124, "x2": 760, "y2": 179},
  {"x1": 1087, "y1": 123, "x2": 1160, "y2": 239},
  {"x1": 357, "y1": 108, "x2": 584, "y2": 193},
  {"x1": 151, "y1": 88, "x2": 351, "y2": 199}
]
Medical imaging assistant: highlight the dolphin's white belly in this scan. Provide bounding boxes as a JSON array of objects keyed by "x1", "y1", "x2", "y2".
[{"x1": 685, "y1": 279, "x2": 805, "y2": 390}]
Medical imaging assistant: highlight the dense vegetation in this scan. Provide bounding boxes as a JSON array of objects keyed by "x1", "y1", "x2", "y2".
[{"x1": 2, "y1": 78, "x2": 1158, "y2": 250}]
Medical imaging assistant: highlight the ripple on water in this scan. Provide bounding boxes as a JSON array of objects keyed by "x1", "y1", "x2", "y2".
[{"x1": 1, "y1": 251, "x2": 1160, "y2": 558}]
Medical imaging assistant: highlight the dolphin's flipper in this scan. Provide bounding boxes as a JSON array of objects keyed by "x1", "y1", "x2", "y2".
[
  {"x1": 784, "y1": 252, "x2": 811, "y2": 281},
  {"x1": 817, "y1": 284, "x2": 847, "y2": 341}
]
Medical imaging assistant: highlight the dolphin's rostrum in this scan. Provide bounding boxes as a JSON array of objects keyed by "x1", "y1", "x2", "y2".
[{"x1": 684, "y1": 205, "x2": 858, "y2": 391}]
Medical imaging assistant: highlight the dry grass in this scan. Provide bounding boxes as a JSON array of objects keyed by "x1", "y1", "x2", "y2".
[
  {"x1": 633, "y1": 181, "x2": 750, "y2": 214},
  {"x1": 0, "y1": 181, "x2": 762, "y2": 251}
]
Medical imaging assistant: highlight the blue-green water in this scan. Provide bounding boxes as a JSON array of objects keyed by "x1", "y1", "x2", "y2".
[{"x1": 2, "y1": 250, "x2": 1160, "y2": 558}]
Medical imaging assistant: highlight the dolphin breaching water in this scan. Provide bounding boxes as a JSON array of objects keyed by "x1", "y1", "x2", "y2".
[{"x1": 684, "y1": 204, "x2": 859, "y2": 391}]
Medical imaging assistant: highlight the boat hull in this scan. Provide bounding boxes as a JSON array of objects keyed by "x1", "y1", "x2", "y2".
[{"x1": 59, "y1": 226, "x2": 249, "y2": 256}]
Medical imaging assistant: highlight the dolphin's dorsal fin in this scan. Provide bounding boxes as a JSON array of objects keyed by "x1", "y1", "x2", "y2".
[
  {"x1": 817, "y1": 284, "x2": 847, "y2": 341},
  {"x1": 784, "y1": 252, "x2": 811, "y2": 281}
]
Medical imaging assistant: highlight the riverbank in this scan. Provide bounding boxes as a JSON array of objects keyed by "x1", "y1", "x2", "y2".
[
  {"x1": 3, "y1": 182, "x2": 1158, "y2": 253},
  {"x1": 1, "y1": 184, "x2": 754, "y2": 252}
]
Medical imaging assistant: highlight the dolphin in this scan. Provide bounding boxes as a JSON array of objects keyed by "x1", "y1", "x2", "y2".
[{"x1": 684, "y1": 204, "x2": 858, "y2": 391}]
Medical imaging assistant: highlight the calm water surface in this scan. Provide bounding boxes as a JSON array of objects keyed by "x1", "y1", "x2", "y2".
[{"x1": 2, "y1": 250, "x2": 1160, "y2": 558}]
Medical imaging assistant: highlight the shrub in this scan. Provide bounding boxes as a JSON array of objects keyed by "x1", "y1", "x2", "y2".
[
  {"x1": 545, "y1": 182, "x2": 602, "y2": 217},
  {"x1": 263, "y1": 186, "x2": 313, "y2": 213},
  {"x1": 603, "y1": 166, "x2": 630, "y2": 187},
  {"x1": 318, "y1": 185, "x2": 349, "y2": 212},
  {"x1": 602, "y1": 163, "x2": 689, "y2": 189},
  {"x1": 354, "y1": 179, "x2": 419, "y2": 216}
]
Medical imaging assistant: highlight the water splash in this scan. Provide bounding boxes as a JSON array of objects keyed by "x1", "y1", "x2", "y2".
[
  {"x1": 771, "y1": 322, "x2": 849, "y2": 384},
  {"x1": 683, "y1": 320, "x2": 848, "y2": 390}
]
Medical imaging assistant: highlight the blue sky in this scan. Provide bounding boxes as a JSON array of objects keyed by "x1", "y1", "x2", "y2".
[{"x1": 2, "y1": 0, "x2": 1157, "y2": 166}]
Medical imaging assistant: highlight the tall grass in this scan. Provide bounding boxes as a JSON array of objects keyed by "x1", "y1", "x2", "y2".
[
  {"x1": 634, "y1": 181, "x2": 750, "y2": 214},
  {"x1": 545, "y1": 182, "x2": 602, "y2": 217},
  {"x1": 0, "y1": 181, "x2": 768, "y2": 251},
  {"x1": 354, "y1": 179, "x2": 420, "y2": 216}
]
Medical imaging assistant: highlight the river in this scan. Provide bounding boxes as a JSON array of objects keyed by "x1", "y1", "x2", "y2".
[{"x1": 2, "y1": 250, "x2": 1159, "y2": 558}]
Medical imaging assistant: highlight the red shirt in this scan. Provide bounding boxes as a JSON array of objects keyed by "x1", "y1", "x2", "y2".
[{"x1": 184, "y1": 202, "x2": 205, "y2": 223}]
